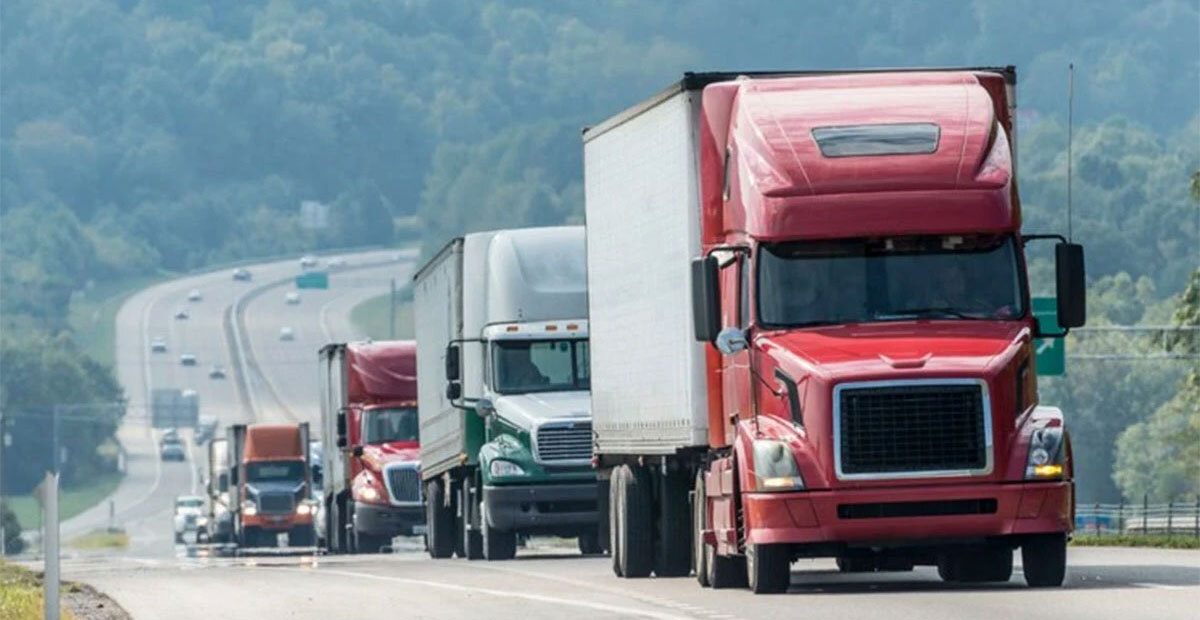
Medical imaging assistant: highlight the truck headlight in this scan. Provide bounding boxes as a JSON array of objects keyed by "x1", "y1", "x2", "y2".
[
  {"x1": 1025, "y1": 426, "x2": 1065, "y2": 480},
  {"x1": 489, "y1": 459, "x2": 526, "y2": 478},
  {"x1": 197, "y1": 517, "x2": 209, "y2": 527},
  {"x1": 242, "y1": 500, "x2": 257, "y2": 516},
  {"x1": 360, "y1": 486, "x2": 380, "y2": 502},
  {"x1": 752, "y1": 440, "x2": 804, "y2": 492}
]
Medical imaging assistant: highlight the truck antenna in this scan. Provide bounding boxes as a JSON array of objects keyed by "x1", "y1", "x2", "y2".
[{"x1": 1066, "y1": 63, "x2": 1075, "y2": 242}]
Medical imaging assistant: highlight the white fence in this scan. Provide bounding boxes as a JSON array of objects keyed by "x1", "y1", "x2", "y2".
[{"x1": 1075, "y1": 498, "x2": 1200, "y2": 536}]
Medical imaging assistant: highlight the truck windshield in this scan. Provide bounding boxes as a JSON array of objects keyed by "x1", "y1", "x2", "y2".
[
  {"x1": 363, "y1": 407, "x2": 419, "y2": 444},
  {"x1": 491, "y1": 339, "x2": 590, "y2": 395},
  {"x1": 246, "y1": 461, "x2": 304, "y2": 483},
  {"x1": 757, "y1": 234, "x2": 1023, "y2": 327}
]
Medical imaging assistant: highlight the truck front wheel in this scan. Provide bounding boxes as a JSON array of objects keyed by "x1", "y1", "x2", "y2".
[
  {"x1": 425, "y1": 479, "x2": 455, "y2": 558},
  {"x1": 1022, "y1": 534, "x2": 1067, "y2": 587},
  {"x1": 747, "y1": 543, "x2": 791, "y2": 594},
  {"x1": 613, "y1": 464, "x2": 653, "y2": 577},
  {"x1": 480, "y1": 500, "x2": 516, "y2": 560}
]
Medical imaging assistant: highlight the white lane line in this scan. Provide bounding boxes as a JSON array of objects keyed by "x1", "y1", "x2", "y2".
[
  {"x1": 1131, "y1": 582, "x2": 1195, "y2": 590},
  {"x1": 318, "y1": 296, "x2": 338, "y2": 343},
  {"x1": 261, "y1": 566, "x2": 696, "y2": 620},
  {"x1": 116, "y1": 288, "x2": 168, "y2": 519}
]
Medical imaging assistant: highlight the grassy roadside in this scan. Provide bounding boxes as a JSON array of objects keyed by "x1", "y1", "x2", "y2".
[
  {"x1": 1071, "y1": 533, "x2": 1200, "y2": 549},
  {"x1": 349, "y1": 294, "x2": 414, "y2": 340},
  {"x1": 67, "y1": 275, "x2": 163, "y2": 369},
  {"x1": 0, "y1": 561, "x2": 73, "y2": 619},
  {"x1": 68, "y1": 529, "x2": 129, "y2": 551},
  {"x1": 2, "y1": 473, "x2": 123, "y2": 531}
]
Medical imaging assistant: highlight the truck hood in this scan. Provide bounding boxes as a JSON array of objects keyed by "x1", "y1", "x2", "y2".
[
  {"x1": 762, "y1": 321, "x2": 1028, "y2": 377},
  {"x1": 361, "y1": 442, "x2": 420, "y2": 469},
  {"x1": 493, "y1": 391, "x2": 592, "y2": 430}
]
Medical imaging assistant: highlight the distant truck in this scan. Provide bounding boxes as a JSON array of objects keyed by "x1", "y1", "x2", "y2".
[
  {"x1": 228, "y1": 423, "x2": 316, "y2": 548},
  {"x1": 415, "y1": 227, "x2": 600, "y2": 561},
  {"x1": 203, "y1": 437, "x2": 234, "y2": 543},
  {"x1": 151, "y1": 388, "x2": 199, "y2": 428},
  {"x1": 319, "y1": 341, "x2": 424, "y2": 554},
  {"x1": 583, "y1": 69, "x2": 1085, "y2": 592}
]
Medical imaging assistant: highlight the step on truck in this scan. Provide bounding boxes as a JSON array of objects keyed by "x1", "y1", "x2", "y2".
[
  {"x1": 414, "y1": 226, "x2": 601, "y2": 560},
  {"x1": 228, "y1": 423, "x2": 318, "y2": 549},
  {"x1": 319, "y1": 341, "x2": 425, "y2": 554},
  {"x1": 583, "y1": 68, "x2": 1086, "y2": 592}
]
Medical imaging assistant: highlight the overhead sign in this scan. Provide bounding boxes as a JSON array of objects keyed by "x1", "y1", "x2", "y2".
[
  {"x1": 296, "y1": 271, "x2": 329, "y2": 289},
  {"x1": 1032, "y1": 296, "x2": 1065, "y2": 376}
]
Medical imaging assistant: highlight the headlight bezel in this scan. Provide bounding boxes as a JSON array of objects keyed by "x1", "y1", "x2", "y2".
[
  {"x1": 1024, "y1": 426, "x2": 1066, "y2": 480},
  {"x1": 751, "y1": 439, "x2": 805, "y2": 492},
  {"x1": 489, "y1": 459, "x2": 527, "y2": 478}
]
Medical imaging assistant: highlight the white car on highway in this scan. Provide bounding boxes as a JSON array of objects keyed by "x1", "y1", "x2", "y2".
[
  {"x1": 279, "y1": 326, "x2": 295, "y2": 341},
  {"x1": 151, "y1": 337, "x2": 167, "y2": 353},
  {"x1": 285, "y1": 292, "x2": 300, "y2": 305},
  {"x1": 174, "y1": 308, "x2": 189, "y2": 320},
  {"x1": 180, "y1": 353, "x2": 197, "y2": 366},
  {"x1": 173, "y1": 495, "x2": 207, "y2": 543},
  {"x1": 187, "y1": 289, "x2": 202, "y2": 302},
  {"x1": 299, "y1": 255, "x2": 319, "y2": 269}
]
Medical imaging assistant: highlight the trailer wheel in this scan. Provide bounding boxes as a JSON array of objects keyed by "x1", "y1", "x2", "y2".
[
  {"x1": 614, "y1": 464, "x2": 653, "y2": 578},
  {"x1": 425, "y1": 479, "x2": 455, "y2": 558},
  {"x1": 480, "y1": 500, "x2": 516, "y2": 560},
  {"x1": 578, "y1": 529, "x2": 604, "y2": 556},
  {"x1": 655, "y1": 468, "x2": 691, "y2": 577},
  {"x1": 940, "y1": 546, "x2": 1012, "y2": 583},
  {"x1": 610, "y1": 468, "x2": 624, "y2": 577},
  {"x1": 1022, "y1": 534, "x2": 1067, "y2": 587},
  {"x1": 693, "y1": 469, "x2": 710, "y2": 587},
  {"x1": 747, "y1": 543, "x2": 791, "y2": 594},
  {"x1": 460, "y1": 479, "x2": 483, "y2": 560}
]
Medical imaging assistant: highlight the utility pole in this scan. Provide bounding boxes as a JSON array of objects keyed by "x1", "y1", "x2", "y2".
[
  {"x1": 389, "y1": 277, "x2": 397, "y2": 339},
  {"x1": 44, "y1": 405, "x2": 61, "y2": 620}
]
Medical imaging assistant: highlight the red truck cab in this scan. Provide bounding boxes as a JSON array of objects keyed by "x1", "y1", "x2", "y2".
[{"x1": 320, "y1": 341, "x2": 424, "y2": 553}]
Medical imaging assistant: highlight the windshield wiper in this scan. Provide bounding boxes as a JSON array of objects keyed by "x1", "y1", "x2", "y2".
[{"x1": 874, "y1": 307, "x2": 980, "y2": 320}]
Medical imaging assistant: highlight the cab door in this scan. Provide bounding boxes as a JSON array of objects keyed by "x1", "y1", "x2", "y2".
[{"x1": 719, "y1": 253, "x2": 753, "y2": 439}]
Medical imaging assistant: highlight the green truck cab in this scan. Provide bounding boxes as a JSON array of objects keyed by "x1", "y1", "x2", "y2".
[{"x1": 414, "y1": 227, "x2": 599, "y2": 560}]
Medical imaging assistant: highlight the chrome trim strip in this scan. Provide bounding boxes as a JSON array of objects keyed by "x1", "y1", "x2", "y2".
[{"x1": 832, "y1": 378, "x2": 993, "y2": 481}]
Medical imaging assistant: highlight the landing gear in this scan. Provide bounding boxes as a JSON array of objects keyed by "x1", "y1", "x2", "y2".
[{"x1": 460, "y1": 479, "x2": 483, "y2": 560}]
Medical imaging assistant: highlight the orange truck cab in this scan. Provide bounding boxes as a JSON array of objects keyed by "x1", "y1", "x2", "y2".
[{"x1": 228, "y1": 422, "x2": 316, "y2": 548}]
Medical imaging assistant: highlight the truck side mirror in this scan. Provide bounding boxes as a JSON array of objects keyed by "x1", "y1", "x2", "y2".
[
  {"x1": 445, "y1": 345, "x2": 461, "y2": 381},
  {"x1": 446, "y1": 381, "x2": 462, "y2": 401},
  {"x1": 1055, "y1": 242, "x2": 1086, "y2": 328},
  {"x1": 715, "y1": 327, "x2": 748, "y2": 356},
  {"x1": 691, "y1": 256, "x2": 720, "y2": 342},
  {"x1": 476, "y1": 398, "x2": 495, "y2": 418}
]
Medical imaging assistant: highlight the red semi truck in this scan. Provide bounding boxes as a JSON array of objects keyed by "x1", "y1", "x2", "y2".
[
  {"x1": 584, "y1": 68, "x2": 1086, "y2": 593},
  {"x1": 319, "y1": 341, "x2": 424, "y2": 553},
  {"x1": 228, "y1": 423, "x2": 316, "y2": 548}
]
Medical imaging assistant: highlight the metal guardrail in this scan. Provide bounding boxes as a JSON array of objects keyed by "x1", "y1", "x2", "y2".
[{"x1": 1075, "y1": 497, "x2": 1200, "y2": 536}]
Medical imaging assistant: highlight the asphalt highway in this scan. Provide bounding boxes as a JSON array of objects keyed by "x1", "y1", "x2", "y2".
[{"x1": 37, "y1": 250, "x2": 1200, "y2": 619}]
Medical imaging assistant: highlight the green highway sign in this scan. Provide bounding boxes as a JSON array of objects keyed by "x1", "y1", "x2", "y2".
[
  {"x1": 296, "y1": 271, "x2": 329, "y2": 289},
  {"x1": 1032, "y1": 296, "x2": 1065, "y2": 376}
]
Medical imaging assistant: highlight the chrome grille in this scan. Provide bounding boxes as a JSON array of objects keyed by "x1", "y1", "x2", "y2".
[
  {"x1": 836, "y1": 381, "x2": 990, "y2": 478},
  {"x1": 384, "y1": 465, "x2": 422, "y2": 504},
  {"x1": 258, "y1": 492, "x2": 295, "y2": 515},
  {"x1": 535, "y1": 421, "x2": 592, "y2": 463}
]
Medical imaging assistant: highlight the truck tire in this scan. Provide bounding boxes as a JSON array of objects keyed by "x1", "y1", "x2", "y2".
[
  {"x1": 1022, "y1": 533, "x2": 1067, "y2": 587},
  {"x1": 460, "y1": 481, "x2": 483, "y2": 560},
  {"x1": 747, "y1": 543, "x2": 791, "y2": 594},
  {"x1": 614, "y1": 464, "x2": 653, "y2": 578},
  {"x1": 707, "y1": 548, "x2": 747, "y2": 589},
  {"x1": 578, "y1": 529, "x2": 603, "y2": 555},
  {"x1": 480, "y1": 500, "x2": 516, "y2": 560},
  {"x1": 655, "y1": 468, "x2": 691, "y2": 577},
  {"x1": 290, "y1": 526, "x2": 315, "y2": 548},
  {"x1": 693, "y1": 469, "x2": 710, "y2": 587},
  {"x1": 596, "y1": 476, "x2": 611, "y2": 555},
  {"x1": 610, "y1": 469, "x2": 624, "y2": 577},
  {"x1": 940, "y1": 546, "x2": 1012, "y2": 583},
  {"x1": 426, "y1": 479, "x2": 455, "y2": 558}
]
